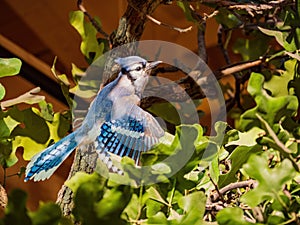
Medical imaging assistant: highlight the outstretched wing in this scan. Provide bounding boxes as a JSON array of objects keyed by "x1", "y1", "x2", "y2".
[{"x1": 96, "y1": 105, "x2": 164, "y2": 165}]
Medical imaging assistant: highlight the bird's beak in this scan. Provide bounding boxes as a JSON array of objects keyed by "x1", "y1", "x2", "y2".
[{"x1": 146, "y1": 60, "x2": 162, "y2": 71}]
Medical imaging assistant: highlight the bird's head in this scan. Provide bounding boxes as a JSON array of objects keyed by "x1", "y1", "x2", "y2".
[{"x1": 115, "y1": 56, "x2": 162, "y2": 96}]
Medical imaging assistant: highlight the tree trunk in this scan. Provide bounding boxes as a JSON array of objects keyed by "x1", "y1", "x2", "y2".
[{"x1": 56, "y1": 0, "x2": 162, "y2": 218}]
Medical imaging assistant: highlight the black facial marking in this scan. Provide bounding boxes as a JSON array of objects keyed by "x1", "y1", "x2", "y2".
[
  {"x1": 121, "y1": 68, "x2": 128, "y2": 74},
  {"x1": 127, "y1": 73, "x2": 136, "y2": 82}
]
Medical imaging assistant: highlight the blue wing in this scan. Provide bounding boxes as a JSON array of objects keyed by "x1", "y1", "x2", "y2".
[{"x1": 96, "y1": 105, "x2": 164, "y2": 166}]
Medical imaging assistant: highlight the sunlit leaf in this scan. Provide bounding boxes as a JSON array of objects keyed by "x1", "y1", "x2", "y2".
[
  {"x1": 0, "y1": 58, "x2": 22, "y2": 77},
  {"x1": 10, "y1": 108, "x2": 69, "y2": 163},
  {"x1": 259, "y1": 26, "x2": 300, "y2": 52},
  {"x1": 264, "y1": 59, "x2": 295, "y2": 97},
  {"x1": 147, "y1": 187, "x2": 169, "y2": 206},
  {"x1": 241, "y1": 155, "x2": 296, "y2": 207},
  {"x1": 38, "y1": 101, "x2": 54, "y2": 121},
  {"x1": 122, "y1": 193, "x2": 139, "y2": 221},
  {"x1": 217, "y1": 207, "x2": 261, "y2": 225},
  {"x1": 12, "y1": 136, "x2": 46, "y2": 162},
  {"x1": 240, "y1": 72, "x2": 298, "y2": 131},
  {"x1": 145, "y1": 196, "x2": 165, "y2": 218},
  {"x1": 178, "y1": 192, "x2": 206, "y2": 225},
  {"x1": 147, "y1": 212, "x2": 168, "y2": 224},
  {"x1": 69, "y1": 11, "x2": 104, "y2": 63},
  {"x1": 0, "y1": 83, "x2": 5, "y2": 101},
  {"x1": 2, "y1": 116, "x2": 19, "y2": 133},
  {"x1": 65, "y1": 172, "x2": 105, "y2": 193},
  {"x1": 225, "y1": 127, "x2": 264, "y2": 147}
]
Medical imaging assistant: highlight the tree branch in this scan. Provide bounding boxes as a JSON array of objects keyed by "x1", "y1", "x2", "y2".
[
  {"x1": 1, "y1": 87, "x2": 45, "y2": 110},
  {"x1": 216, "y1": 59, "x2": 264, "y2": 77},
  {"x1": 209, "y1": 179, "x2": 257, "y2": 202},
  {"x1": 146, "y1": 14, "x2": 192, "y2": 33},
  {"x1": 77, "y1": 0, "x2": 109, "y2": 40}
]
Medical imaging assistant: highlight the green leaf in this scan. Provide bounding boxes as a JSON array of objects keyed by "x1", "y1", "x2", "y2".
[
  {"x1": 65, "y1": 172, "x2": 105, "y2": 194},
  {"x1": 122, "y1": 193, "x2": 139, "y2": 221},
  {"x1": 71, "y1": 173, "x2": 106, "y2": 225},
  {"x1": 218, "y1": 145, "x2": 262, "y2": 188},
  {"x1": 94, "y1": 185, "x2": 132, "y2": 220},
  {"x1": 264, "y1": 59, "x2": 295, "y2": 97},
  {"x1": 147, "y1": 212, "x2": 169, "y2": 224},
  {"x1": 258, "y1": 26, "x2": 300, "y2": 52},
  {"x1": 12, "y1": 136, "x2": 45, "y2": 163},
  {"x1": 147, "y1": 102, "x2": 188, "y2": 126},
  {"x1": 241, "y1": 155, "x2": 296, "y2": 207},
  {"x1": 240, "y1": 72, "x2": 298, "y2": 131},
  {"x1": 8, "y1": 105, "x2": 49, "y2": 142},
  {"x1": 13, "y1": 111, "x2": 69, "y2": 162},
  {"x1": 70, "y1": 172, "x2": 130, "y2": 225},
  {"x1": 233, "y1": 33, "x2": 270, "y2": 61},
  {"x1": 177, "y1": 192, "x2": 206, "y2": 225},
  {"x1": 0, "y1": 139, "x2": 13, "y2": 167},
  {"x1": 0, "y1": 118, "x2": 10, "y2": 138},
  {"x1": 3, "y1": 189, "x2": 31, "y2": 225},
  {"x1": 214, "y1": 8, "x2": 241, "y2": 29},
  {"x1": 147, "y1": 187, "x2": 169, "y2": 206},
  {"x1": 69, "y1": 11, "x2": 104, "y2": 62},
  {"x1": 146, "y1": 196, "x2": 165, "y2": 218},
  {"x1": 176, "y1": 1, "x2": 196, "y2": 23},
  {"x1": 3, "y1": 115, "x2": 20, "y2": 133},
  {"x1": 38, "y1": 101, "x2": 54, "y2": 121},
  {"x1": 29, "y1": 203, "x2": 62, "y2": 225},
  {"x1": 0, "y1": 83, "x2": 5, "y2": 101},
  {"x1": 0, "y1": 58, "x2": 22, "y2": 77},
  {"x1": 217, "y1": 207, "x2": 260, "y2": 225},
  {"x1": 142, "y1": 124, "x2": 205, "y2": 179},
  {"x1": 225, "y1": 127, "x2": 264, "y2": 147}
]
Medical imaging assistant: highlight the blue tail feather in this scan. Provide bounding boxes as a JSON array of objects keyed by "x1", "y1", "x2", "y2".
[{"x1": 24, "y1": 132, "x2": 78, "y2": 182}]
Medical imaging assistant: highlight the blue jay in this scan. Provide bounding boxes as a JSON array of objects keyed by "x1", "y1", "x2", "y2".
[{"x1": 25, "y1": 56, "x2": 164, "y2": 181}]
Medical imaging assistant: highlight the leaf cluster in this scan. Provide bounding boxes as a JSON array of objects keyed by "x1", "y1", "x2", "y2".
[{"x1": 1, "y1": 2, "x2": 300, "y2": 225}]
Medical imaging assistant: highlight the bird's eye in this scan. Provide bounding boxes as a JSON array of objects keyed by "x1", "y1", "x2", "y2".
[{"x1": 135, "y1": 66, "x2": 142, "y2": 71}]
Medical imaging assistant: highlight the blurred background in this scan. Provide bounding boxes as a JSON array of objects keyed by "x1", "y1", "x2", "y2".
[{"x1": 0, "y1": 0, "x2": 237, "y2": 209}]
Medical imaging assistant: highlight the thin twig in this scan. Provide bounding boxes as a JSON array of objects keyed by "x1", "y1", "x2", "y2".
[
  {"x1": 256, "y1": 113, "x2": 293, "y2": 154},
  {"x1": 210, "y1": 179, "x2": 256, "y2": 202},
  {"x1": 203, "y1": 10, "x2": 219, "y2": 21},
  {"x1": 188, "y1": 4, "x2": 208, "y2": 62},
  {"x1": 146, "y1": 15, "x2": 192, "y2": 33},
  {"x1": 217, "y1": 25, "x2": 231, "y2": 65},
  {"x1": 208, "y1": 173, "x2": 225, "y2": 202},
  {"x1": 217, "y1": 59, "x2": 263, "y2": 77},
  {"x1": 253, "y1": 207, "x2": 265, "y2": 223},
  {"x1": 77, "y1": 0, "x2": 110, "y2": 39}
]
